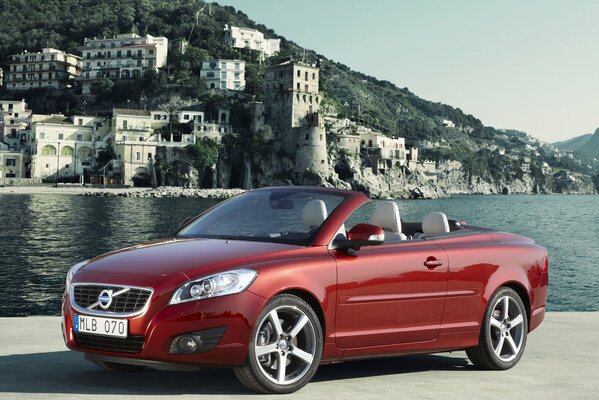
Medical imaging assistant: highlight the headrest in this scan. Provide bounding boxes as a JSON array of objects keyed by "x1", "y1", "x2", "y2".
[
  {"x1": 302, "y1": 199, "x2": 328, "y2": 229},
  {"x1": 370, "y1": 201, "x2": 402, "y2": 233},
  {"x1": 422, "y1": 212, "x2": 450, "y2": 234}
]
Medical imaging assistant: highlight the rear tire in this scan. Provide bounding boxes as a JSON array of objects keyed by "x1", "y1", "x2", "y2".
[
  {"x1": 467, "y1": 287, "x2": 528, "y2": 370},
  {"x1": 91, "y1": 360, "x2": 146, "y2": 373},
  {"x1": 234, "y1": 294, "x2": 323, "y2": 394}
]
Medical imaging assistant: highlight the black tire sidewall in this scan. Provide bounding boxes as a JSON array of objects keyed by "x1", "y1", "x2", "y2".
[{"x1": 246, "y1": 294, "x2": 323, "y2": 394}]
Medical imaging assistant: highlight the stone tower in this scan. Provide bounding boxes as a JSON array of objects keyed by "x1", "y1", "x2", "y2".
[{"x1": 264, "y1": 59, "x2": 328, "y2": 174}]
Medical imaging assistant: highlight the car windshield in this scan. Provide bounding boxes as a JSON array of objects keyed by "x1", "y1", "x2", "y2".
[{"x1": 178, "y1": 189, "x2": 347, "y2": 246}]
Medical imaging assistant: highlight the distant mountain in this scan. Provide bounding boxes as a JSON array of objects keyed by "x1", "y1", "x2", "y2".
[
  {"x1": 554, "y1": 129, "x2": 599, "y2": 159},
  {"x1": 553, "y1": 132, "x2": 594, "y2": 152}
]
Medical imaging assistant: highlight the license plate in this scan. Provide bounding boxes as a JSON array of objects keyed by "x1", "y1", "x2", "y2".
[{"x1": 74, "y1": 314, "x2": 128, "y2": 338}]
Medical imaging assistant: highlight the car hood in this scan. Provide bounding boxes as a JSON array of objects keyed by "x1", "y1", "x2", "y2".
[{"x1": 73, "y1": 237, "x2": 302, "y2": 288}]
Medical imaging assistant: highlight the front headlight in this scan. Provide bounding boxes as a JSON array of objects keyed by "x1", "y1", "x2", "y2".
[
  {"x1": 65, "y1": 260, "x2": 88, "y2": 291},
  {"x1": 169, "y1": 269, "x2": 257, "y2": 305}
]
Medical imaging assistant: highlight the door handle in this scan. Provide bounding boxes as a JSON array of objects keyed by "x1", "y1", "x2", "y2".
[{"x1": 424, "y1": 256, "x2": 443, "y2": 268}]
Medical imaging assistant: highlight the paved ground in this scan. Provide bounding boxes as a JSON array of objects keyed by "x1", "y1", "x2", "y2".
[{"x1": 0, "y1": 313, "x2": 597, "y2": 399}]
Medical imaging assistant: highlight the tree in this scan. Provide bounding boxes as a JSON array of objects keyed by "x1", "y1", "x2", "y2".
[
  {"x1": 187, "y1": 137, "x2": 219, "y2": 172},
  {"x1": 159, "y1": 96, "x2": 185, "y2": 137},
  {"x1": 90, "y1": 78, "x2": 114, "y2": 100}
]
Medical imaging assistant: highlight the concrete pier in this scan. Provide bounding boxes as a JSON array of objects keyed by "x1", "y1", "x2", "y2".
[{"x1": 0, "y1": 312, "x2": 597, "y2": 399}]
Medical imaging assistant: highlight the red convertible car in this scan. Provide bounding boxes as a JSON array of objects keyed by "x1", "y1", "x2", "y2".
[{"x1": 62, "y1": 186, "x2": 548, "y2": 394}]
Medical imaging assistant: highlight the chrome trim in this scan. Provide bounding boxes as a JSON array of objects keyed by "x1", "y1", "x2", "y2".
[{"x1": 70, "y1": 282, "x2": 154, "y2": 318}]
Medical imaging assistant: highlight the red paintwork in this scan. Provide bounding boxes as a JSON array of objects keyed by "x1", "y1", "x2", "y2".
[{"x1": 62, "y1": 186, "x2": 548, "y2": 368}]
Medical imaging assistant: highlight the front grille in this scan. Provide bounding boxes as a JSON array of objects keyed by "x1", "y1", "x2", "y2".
[
  {"x1": 73, "y1": 284, "x2": 152, "y2": 314},
  {"x1": 75, "y1": 333, "x2": 144, "y2": 354}
]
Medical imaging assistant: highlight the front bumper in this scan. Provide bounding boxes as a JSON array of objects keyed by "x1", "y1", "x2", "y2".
[{"x1": 62, "y1": 288, "x2": 267, "y2": 367}]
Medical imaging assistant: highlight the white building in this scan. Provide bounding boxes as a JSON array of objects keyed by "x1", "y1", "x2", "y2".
[
  {"x1": 0, "y1": 99, "x2": 33, "y2": 153},
  {"x1": 200, "y1": 59, "x2": 245, "y2": 91},
  {"x1": 112, "y1": 108, "x2": 204, "y2": 186},
  {"x1": 31, "y1": 115, "x2": 111, "y2": 180},
  {"x1": 360, "y1": 130, "x2": 408, "y2": 172},
  {"x1": 0, "y1": 145, "x2": 27, "y2": 180},
  {"x1": 224, "y1": 25, "x2": 280, "y2": 59},
  {"x1": 79, "y1": 33, "x2": 168, "y2": 94},
  {"x1": 4, "y1": 48, "x2": 81, "y2": 91}
]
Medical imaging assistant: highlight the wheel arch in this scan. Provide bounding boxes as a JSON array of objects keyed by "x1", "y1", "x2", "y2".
[
  {"x1": 496, "y1": 281, "x2": 532, "y2": 331},
  {"x1": 273, "y1": 288, "x2": 326, "y2": 338}
]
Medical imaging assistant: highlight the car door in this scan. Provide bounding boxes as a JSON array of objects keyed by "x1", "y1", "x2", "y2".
[{"x1": 333, "y1": 240, "x2": 448, "y2": 348}]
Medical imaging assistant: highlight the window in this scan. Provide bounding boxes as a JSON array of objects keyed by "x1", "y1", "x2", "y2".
[
  {"x1": 183, "y1": 114, "x2": 190, "y2": 120},
  {"x1": 76, "y1": 134, "x2": 83, "y2": 141},
  {"x1": 6, "y1": 159, "x2": 16, "y2": 167},
  {"x1": 122, "y1": 135, "x2": 127, "y2": 141},
  {"x1": 207, "y1": 72, "x2": 215, "y2": 78},
  {"x1": 148, "y1": 153, "x2": 152, "y2": 160},
  {"x1": 117, "y1": 50, "x2": 121, "y2": 57},
  {"x1": 305, "y1": 84, "x2": 309, "y2": 92},
  {"x1": 305, "y1": 71, "x2": 308, "y2": 80},
  {"x1": 296, "y1": 83, "x2": 300, "y2": 90},
  {"x1": 139, "y1": 137, "x2": 144, "y2": 141},
  {"x1": 123, "y1": 120, "x2": 128, "y2": 129},
  {"x1": 297, "y1": 70, "x2": 301, "y2": 77},
  {"x1": 305, "y1": 134, "x2": 309, "y2": 140},
  {"x1": 312, "y1": 72, "x2": 316, "y2": 80},
  {"x1": 39, "y1": 132, "x2": 45, "y2": 139},
  {"x1": 78, "y1": 119, "x2": 83, "y2": 126},
  {"x1": 136, "y1": 152, "x2": 141, "y2": 161},
  {"x1": 149, "y1": 49, "x2": 154, "y2": 55},
  {"x1": 58, "y1": 133, "x2": 64, "y2": 140}
]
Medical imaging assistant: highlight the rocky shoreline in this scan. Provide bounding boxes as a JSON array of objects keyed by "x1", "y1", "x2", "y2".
[{"x1": 82, "y1": 187, "x2": 246, "y2": 199}]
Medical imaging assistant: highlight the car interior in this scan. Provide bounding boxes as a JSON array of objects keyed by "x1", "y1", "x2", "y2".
[{"x1": 327, "y1": 200, "x2": 466, "y2": 245}]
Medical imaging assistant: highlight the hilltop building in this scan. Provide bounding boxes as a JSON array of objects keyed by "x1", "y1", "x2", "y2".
[
  {"x1": 4, "y1": 48, "x2": 81, "y2": 91},
  {"x1": 200, "y1": 59, "x2": 246, "y2": 91},
  {"x1": 223, "y1": 25, "x2": 280, "y2": 60},
  {"x1": 30, "y1": 115, "x2": 111, "y2": 180},
  {"x1": 78, "y1": 33, "x2": 168, "y2": 94},
  {"x1": 264, "y1": 59, "x2": 328, "y2": 174}
]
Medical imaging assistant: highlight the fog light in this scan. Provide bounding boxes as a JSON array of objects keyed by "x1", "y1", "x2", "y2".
[{"x1": 176, "y1": 336, "x2": 199, "y2": 353}]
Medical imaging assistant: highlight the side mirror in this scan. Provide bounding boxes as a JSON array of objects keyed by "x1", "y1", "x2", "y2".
[{"x1": 332, "y1": 223, "x2": 385, "y2": 252}]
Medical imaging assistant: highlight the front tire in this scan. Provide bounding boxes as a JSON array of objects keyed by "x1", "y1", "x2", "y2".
[
  {"x1": 234, "y1": 294, "x2": 323, "y2": 394},
  {"x1": 467, "y1": 287, "x2": 528, "y2": 370}
]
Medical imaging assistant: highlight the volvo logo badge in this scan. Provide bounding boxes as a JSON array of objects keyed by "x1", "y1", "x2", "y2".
[{"x1": 98, "y1": 289, "x2": 113, "y2": 309}]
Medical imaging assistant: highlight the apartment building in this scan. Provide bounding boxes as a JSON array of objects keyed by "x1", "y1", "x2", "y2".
[
  {"x1": 31, "y1": 115, "x2": 111, "y2": 179},
  {"x1": 200, "y1": 59, "x2": 245, "y2": 91},
  {"x1": 79, "y1": 33, "x2": 168, "y2": 94},
  {"x1": 224, "y1": 25, "x2": 280, "y2": 59},
  {"x1": 0, "y1": 99, "x2": 33, "y2": 152},
  {"x1": 4, "y1": 48, "x2": 81, "y2": 91}
]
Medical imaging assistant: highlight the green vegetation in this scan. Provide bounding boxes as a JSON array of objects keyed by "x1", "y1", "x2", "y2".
[{"x1": 0, "y1": 0, "x2": 584, "y2": 182}]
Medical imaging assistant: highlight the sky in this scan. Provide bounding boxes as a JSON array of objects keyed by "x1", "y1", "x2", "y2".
[{"x1": 217, "y1": 0, "x2": 599, "y2": 143}]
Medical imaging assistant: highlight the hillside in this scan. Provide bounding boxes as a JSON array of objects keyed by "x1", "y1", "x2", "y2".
[
  {"x1": 553, "y1": 133, "x2": 594, "y2": 152},
  {"x1": 1, "y1": 0, "x2": 596, "y2": 193}
]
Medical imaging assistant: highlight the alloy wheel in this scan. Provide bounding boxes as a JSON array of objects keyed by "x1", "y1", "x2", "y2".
[
  {"x1": 489, "y1": 295, "x2": 525, "y2": 362},
  {"x1": 253, "y1": 306, "x2": 317, "y2": 385}
]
